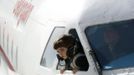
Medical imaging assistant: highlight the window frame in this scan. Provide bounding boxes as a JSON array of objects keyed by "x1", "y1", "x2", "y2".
[{"x1": 40, "y1": 26, "x2": 65, "y2": 68}]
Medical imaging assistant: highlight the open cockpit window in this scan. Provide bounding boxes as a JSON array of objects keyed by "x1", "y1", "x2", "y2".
[
  {"x1": 40, "y1": 27, "x2": 89, "y2": 73},
  {"x1": 85, "y1": 19, "x2": 134, "y2": 70}
]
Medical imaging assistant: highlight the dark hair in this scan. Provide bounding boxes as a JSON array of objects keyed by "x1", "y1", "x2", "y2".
[{"x1": 54, "y1": 34, "x2": 76, "y2": 50}]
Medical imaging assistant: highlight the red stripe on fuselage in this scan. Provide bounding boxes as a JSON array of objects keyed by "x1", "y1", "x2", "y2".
[{"x1": 0, "y1": 46, "x2": 15, "y2": 71}]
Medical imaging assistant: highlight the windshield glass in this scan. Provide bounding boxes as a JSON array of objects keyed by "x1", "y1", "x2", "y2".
[{"x1": 85, "y1": 19, "x2": 134, "y2": 70}]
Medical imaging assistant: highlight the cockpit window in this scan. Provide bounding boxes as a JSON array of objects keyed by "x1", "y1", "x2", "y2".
[{"x1": 85, "y1": 19, "x2": 134, "y2": 70}]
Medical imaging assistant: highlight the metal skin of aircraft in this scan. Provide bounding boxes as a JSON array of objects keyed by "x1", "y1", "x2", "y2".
[{"x1": 0, "y1": 0, "x2": 134, "y2": 75}]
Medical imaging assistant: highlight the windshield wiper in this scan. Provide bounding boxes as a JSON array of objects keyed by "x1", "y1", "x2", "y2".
[{"x1": 89, "y1": 50, "x2": 102, "y2": 75}]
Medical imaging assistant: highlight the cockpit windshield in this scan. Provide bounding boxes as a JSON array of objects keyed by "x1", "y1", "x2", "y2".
[{"x1": 85, "y1": 19, "x2": 134, "y2": 70}]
